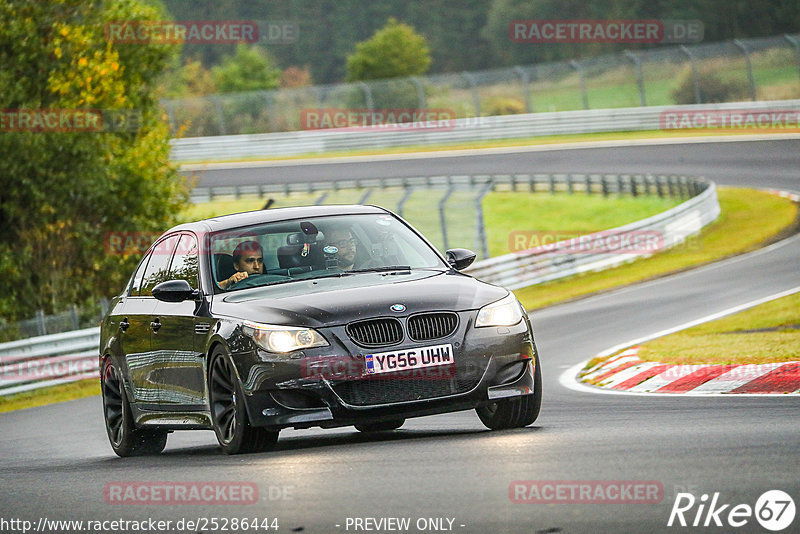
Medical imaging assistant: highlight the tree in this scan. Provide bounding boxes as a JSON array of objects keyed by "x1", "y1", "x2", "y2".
[
  {"x1": 0, "y1": 0, "x2": 187, "y2": 320},
  {"x1": 211, "y1": 44, "x2": 281, "y2": 93},
  {"x1": 345, "y1": 18, "x2": 432, "y2": 81}
]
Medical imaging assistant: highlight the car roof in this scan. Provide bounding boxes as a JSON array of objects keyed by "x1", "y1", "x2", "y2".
[{"x1": 166, "y1": 204, "x2": 390, "y2": 234}]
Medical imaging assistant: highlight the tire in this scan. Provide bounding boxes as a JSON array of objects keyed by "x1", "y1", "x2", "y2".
[
  {"x1": 354, "y1": 419, "x2": 405, "y2": 432},
  {"x1": 101, "y1": 358, "x2": 168, "y2": 457},
  {"x1": 476, "y1": 356, "x2": 542, "y2": 430},
  {"x1": 208, "y1": 348, "x2": 279, "y2": 455}
]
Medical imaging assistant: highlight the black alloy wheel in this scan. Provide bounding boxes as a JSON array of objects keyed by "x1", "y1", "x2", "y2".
[
  {"x1": 101, "y1": 358, "x2": 167, "y2": 456},
  {"x1": 208, "y1": 348, "x2": 279, "y2": 454}
]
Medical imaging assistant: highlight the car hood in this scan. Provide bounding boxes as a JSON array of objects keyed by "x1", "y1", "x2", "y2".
[{"x1": 210, "y1": 270, "x2": 508, "y2": 327}]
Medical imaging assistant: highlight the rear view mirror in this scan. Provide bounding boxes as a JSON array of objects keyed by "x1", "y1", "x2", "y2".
[
  {"x1": 152, "y1": 280, "x2": 201, "y2": 302},
  {"x1": 446, "y1": 248, "x2": 477, "y2": 271}
]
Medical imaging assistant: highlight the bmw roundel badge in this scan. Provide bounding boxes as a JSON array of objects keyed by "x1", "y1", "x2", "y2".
[{"x1": 390, "y1": 304, "x2": 406, "y2": 312}]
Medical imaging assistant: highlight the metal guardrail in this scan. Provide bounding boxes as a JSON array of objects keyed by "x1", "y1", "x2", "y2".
[
  {"x1": 170, "y1": 100, "x2": 800, "y2": 161},
  {"x1": 466, "y1": 176, "x2": 719, "y2": 289},
  {"x1": 0, "y1": 174, "x2": 718, "y2": 396},
  {"x1": 0, "y1": 327, "x2": 100, "y2": 396}
]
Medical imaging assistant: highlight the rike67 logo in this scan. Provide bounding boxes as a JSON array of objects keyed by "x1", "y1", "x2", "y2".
[{"x1": 668, "y1": 490, "x2": 795, "y2": 531}]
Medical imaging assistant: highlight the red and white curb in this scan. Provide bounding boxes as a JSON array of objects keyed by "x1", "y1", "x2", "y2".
[
  {"x1": 558, "y1": 285, "x2": 800, "y2": 396},
  {"x1": 579, "y1": 347, "x2": 800, "y2": 394}
]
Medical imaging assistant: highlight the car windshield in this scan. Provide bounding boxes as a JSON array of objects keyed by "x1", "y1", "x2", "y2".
[{"x1": 210, "y1": 213, "x2": 447, "y2": 293}]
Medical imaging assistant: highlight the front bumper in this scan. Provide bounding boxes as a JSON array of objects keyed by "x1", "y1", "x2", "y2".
[{"x1": 231, "y1": 311, "x2": 538, "y2": 430}]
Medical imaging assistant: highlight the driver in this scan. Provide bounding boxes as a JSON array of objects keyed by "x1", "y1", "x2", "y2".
[{"x1": 219, "y1": 240, "x2": 263, "y2": 289}]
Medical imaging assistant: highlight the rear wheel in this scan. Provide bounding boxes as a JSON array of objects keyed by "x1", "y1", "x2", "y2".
[
  {"x1": 354, "y1": 419, "x2": 405, "y2": 432},
  {"x1": 208, "y1": 348, "x2": 279, "y2": 454},
  {"x1": 477, "y1": 356, "x2": 542, "y2": 430},
  {"x1": 101, "y1": 358, "x2": 167, "y2": 457}
]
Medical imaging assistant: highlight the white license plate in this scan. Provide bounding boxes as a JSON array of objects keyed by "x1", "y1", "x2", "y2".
[{"x1": 364, "y1": 344, "x2": 454, "y2": 375}]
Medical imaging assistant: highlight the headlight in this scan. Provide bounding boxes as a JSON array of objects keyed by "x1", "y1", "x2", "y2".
[
  {"x1": 242, "y1": 321, "x2": 329, "y2": 353},
  {"x1": 475, "y1": 293, "x2": 524, "y2": 327}
]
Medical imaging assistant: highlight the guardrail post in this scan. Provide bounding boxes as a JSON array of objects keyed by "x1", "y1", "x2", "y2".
[
  {"x1": 601, "y1": 176, "x2": 609, "y2": 197},
  {"x1": 357, "y1": 188, "x2": 373, "y2": 205},
  {"x1": 584, "y1": 175, "x2": 591, "y2": 195},
  {"x1": 397, "y1": 187, "x2": 414, "y2": 218},
  {"x1": 35, "y1": 310, "x2": 46, "y2": 337},
  {"x1": 474, "y1": 181, "x2": 493, "y2": 259},
  {"x1": 410, "y1": 76, "x2": 427, "y2": 109},
  {"x1": 70, "y1": 305, "x2": 79, "y2": 331},
  {"x1": 784, "y1": 34, "x2": 800, "y2": 80},
  {"x1": 570, "y1": 60, "x2": 590, "y2": 110},
  {"x1": 680, "y1": 46, "x2": 702, "y2": 104},
  {"x1": 631, "y1": 176, "x2": 639, "y2": 198},
  {"x1": 161, "y1": 100, "x2": 176, "y2": 135},
  {"x1": 514, "y1": 66, "x2": 533, "y2": 113},
  {"x1": 733, "y1": 40, "x2": 757, "y2": 101},
  {"x1": 668, "y1": 176, "x2": 676, "y2": 197},
  {"x1": 358, "y1": 82, "x2": 374, "y2": 112},
  {"x1": 548, "y1": 175, "x2": 555, "y2": 194},
  {"x1": 461, "y1": 72, "x2": 481, "y2": 116},
  {"x1": 567, "y1": 174, "x2": 574, "y2": 194},
  {"x1": 656, "y1": 176, "x2": 664, "y2": 198},
  {"x1": 624, "y1": 50, "x2": 646, "y2": 106},
  {"x1": 438, "y1": 185, "x2": 455, "y2": 251},
  {"x1": 211, "y1": 96, "x2": 227, "y2": 135},
  {"x1": 617, "y1": 175, "x2": 624, "y2": 196},
  {"x1": 261, "y1": 90, "x2": 278, "y2": 133}
]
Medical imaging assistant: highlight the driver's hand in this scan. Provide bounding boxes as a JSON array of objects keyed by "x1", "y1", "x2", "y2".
[{"x1": 223, "y1": 271, "x2": 248, "y2": 288}]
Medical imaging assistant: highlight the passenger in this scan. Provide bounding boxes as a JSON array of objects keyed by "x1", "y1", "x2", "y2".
[
  {"x1": 219, "y1": 240, "x2": 264, "y2": 289},
  {"x1": 325, "y1": 228, "x2": 366, "y2": 270}
]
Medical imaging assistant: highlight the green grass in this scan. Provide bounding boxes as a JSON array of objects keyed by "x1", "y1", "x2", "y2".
[
  {"x1": 483, "y1": 194, "x2": 681, "y2": 258},
  {"x1": 0, "y1": 378, "x2": 99, "y2": 413},
  {"x1": 637, "y1": 291, "x2": 800, "y2": 365},
  {"x1": 513, "y1": 187, "x2": 798, "y2": 310}
]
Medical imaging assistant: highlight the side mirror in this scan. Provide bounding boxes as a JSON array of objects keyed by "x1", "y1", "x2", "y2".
[
  {"x1": 446, "y1": 248, "x2": 477, "y2": 271},
  {"x1": 152, "y1": 280, "x2": 201, "y2": 303}
]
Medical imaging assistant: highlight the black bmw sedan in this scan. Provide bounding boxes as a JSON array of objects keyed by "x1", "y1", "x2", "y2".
[{"x1": 99, "y1": 205, "x2": 541, "y2": 455}]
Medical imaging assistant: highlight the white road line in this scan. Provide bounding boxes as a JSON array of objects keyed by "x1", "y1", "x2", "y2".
[{"x1": 558, "y1": 284, "x2": 800, "y2": 397}]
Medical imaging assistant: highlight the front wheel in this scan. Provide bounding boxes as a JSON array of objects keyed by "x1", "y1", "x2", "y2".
[
  {"x1": 208, "y1": 349, "x2": 279, "y2": 454},
  {"x1": 476, "y1": 356, "x2": 542, "y2": 430},
  {"x1": 101, "y1": 358, "x2": 167, "y2": 457}
]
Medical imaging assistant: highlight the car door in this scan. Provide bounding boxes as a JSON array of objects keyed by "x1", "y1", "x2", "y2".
[
  {"x1": 149, "y1": 233, "x2": 208, "y2": 408},
  {"x1": 111, "y1": 250, "x2": 157, "y2": 402},
  {"x1": 129, "y1": 234, "x2": 179, "y2": 406}
]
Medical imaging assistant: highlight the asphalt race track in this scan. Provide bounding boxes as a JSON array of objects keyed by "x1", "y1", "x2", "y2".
[{"x1": 1, "y1": 138, "x2": 798, "y2": 533}]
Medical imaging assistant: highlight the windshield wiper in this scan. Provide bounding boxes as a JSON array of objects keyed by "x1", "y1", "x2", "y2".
[{"x1": 347, "y1": 265, "x2": 412, "y2": 274}]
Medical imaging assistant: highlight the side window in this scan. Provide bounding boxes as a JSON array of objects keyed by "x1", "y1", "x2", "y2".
[
  {"x1": 169, "y1": 234, "x2": 199, "y2": 290},
  {"x1": 140, "y1": 235, "x2": 179, "y2": 297},
  {"x1": 128, "y1": 252, "x2": 152, "y2": 297}
]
